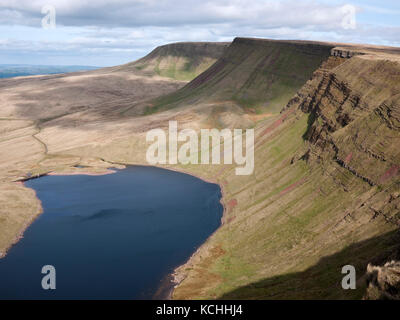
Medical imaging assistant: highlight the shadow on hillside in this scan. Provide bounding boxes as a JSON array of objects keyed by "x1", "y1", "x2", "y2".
[
  {"x1": 302, "y1": 111, "x2": 317, "y2": 140},
  {"x1": 218, "y1": 229, "x2": 400, "y2": 300}
]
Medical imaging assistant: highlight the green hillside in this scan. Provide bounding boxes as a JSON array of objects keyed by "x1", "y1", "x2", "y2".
[
  {"x1": 150, "y1": 38, "x2": 334, "y2": 114},
  {"x1": 1, "y1": 37, "x2": 399, "y2": 300},
  {"x1": 168, "y1": 44, "x2": 400, "y2": 300},
  {"x1": 117, "y1": 42, "x2": 229, "y2": 81}
]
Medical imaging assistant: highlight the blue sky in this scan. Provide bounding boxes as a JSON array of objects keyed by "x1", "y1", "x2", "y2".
[{"x1": 0, "y1": 0, "x2": 399, "y2": 67}]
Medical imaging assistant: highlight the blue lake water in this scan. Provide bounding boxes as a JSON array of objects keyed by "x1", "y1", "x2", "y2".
[{"x1": 0, "y1": 166, "x2": 223, "y2": 299}]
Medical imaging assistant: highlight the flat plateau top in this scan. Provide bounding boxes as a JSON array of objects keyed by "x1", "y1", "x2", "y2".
[{"x1": 235, "y1": 37, "x2": 400, "y2": 61}]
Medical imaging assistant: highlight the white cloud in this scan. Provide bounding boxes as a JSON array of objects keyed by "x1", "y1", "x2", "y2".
[
  {"x1": 0, "y1": 0, "x2": 398, "y2": 66},
  {"x1": 0, "y1": 0, "x2": 358, "y2": 29}
]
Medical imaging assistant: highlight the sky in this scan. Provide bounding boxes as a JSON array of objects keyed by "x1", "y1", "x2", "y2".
[{"x1": 0, "y1": 0, "x2": 399, "y2": 67}]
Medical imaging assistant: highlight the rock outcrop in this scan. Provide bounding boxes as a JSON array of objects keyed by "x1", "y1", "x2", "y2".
[
  {"x1": 288, "y1": 55, "x2": 400, "y2": 189},
  {"x1": 365, "y1": 260, "x2": 400, "y2": 300}
]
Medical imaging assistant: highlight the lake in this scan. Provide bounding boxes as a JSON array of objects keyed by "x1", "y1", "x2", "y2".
[{"x1": 0, "y1": 166, "x2": 223, "y2": 299}]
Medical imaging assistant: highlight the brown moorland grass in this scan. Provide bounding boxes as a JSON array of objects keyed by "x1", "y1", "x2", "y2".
[{"x1": 0, "y1": 38, "x2": 399, "y2": 299}]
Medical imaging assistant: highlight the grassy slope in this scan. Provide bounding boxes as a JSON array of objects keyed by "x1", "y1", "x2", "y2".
[
  {"x1": 169, "y1": 56, "x2": 400, "y2": 299},
  {"x1": 1, "y1": 38, "x2": 399, "y2": 299},
  {"x1": 118, "y1": 42, "x2": 229, "y2": 81},
  {"x1": 0, "y1": 183, "x2": 42, "y2": 257},
  {"x1": 58, "y1": 50, "x2": 399, "y2": 299},
  {"x1": 149, "y1": 38, "x2": 333, "y2": 114}
]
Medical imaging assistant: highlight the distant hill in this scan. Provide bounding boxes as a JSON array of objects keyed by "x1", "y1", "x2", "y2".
[
  {"x1": 149, "y1": 38, "x2": 334, "y2": 115},
  {"x1": 114, "y1": 42, "x2": 229, "y2": 81},
  {"x1": 1, "y1": 38, "x2": 399, "y2": 301},
  {"x1": 0, "y1": 64, "x2": 99, "y2": 79}
]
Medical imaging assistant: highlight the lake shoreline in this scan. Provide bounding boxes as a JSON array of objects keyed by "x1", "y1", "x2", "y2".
[
  {"x1": 147, "y1": 165, "x2": 227, "y2": 300},
  {"x1": 1, "y1": 168, "x2": 119, "y2": 260},
  {"x1": 3, "y1": 163, "x2": 227, "y2": 301}
]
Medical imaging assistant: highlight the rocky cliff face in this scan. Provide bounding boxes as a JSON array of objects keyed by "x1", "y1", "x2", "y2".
[
  {"x1": 331, "y1": 48, "x2": 364, "y2": 58},
  {"x1": 365, "y1": 260, "x2": 400, "y2": 300},
  {"x1": 1, "y1": 37, "x2": 399, "y2": 300},
  {"x1": 287, "y1": 55, "x2": 400, "y2": 225},
  {"x1": 172, "y1": 41, "x2": 400, "y2": 300},
  {"x1": 282, "y1": 53, "x2": 400, "y2": 300}
]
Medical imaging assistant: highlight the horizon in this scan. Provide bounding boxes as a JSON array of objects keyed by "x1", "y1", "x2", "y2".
[
  {"x1": 0, "y1": 0, "x2": 399, "y2": 67},
  {"x1": 1, "y1": 0, "x2": 399, "y2": 304},
  {"x1": 2, "y1": 36, "x2": 400, "y2": 69},
  {"x1": 0, "y1": 63, "x2": 99, "y2": 67}
]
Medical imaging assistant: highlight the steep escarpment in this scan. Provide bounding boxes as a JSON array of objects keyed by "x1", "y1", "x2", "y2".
[
  {"x1": 1, "y1": 37, "x2": 399, "y2": 300},
  {"x1": 291, "y1": 56, "x2": 400, "y2": 203},
  {"x1": 172, "y1": 49, "x2": 400, "y2": 300},
  {"x1": 116, "y1": 42, "x2": 229, "y2": 81},
  {"x1": 149, "y1": 38, "x2": 334, "y2": 114}
]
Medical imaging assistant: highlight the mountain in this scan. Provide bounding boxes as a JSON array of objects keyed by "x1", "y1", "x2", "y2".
[
  {"x1": 113, "y1": 42, "x2": 229, "y2": 81},
  {"x1": 171, "y1": 40, "x2": 400, "y2": 299},
  {"x1": 149, "y1": 38, "x2": 333, "y2": 115},
  {"x1": 0, "y1": 38, "x2": 399, "y2": 299}
]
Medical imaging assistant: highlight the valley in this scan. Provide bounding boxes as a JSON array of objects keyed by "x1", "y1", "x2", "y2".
[{"x1": 0, "y1": 38, "x2": 399, "y2": 299}]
